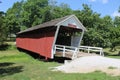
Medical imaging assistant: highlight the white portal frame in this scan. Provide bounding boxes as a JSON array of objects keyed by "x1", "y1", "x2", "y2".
[{"x1": 51, "y1": 15, "x2": 86, "y2": 59}]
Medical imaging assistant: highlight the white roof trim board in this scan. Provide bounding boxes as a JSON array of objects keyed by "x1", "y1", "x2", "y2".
[{"x1": 56, "y1": 15, "x2": 87, "y2": 31}]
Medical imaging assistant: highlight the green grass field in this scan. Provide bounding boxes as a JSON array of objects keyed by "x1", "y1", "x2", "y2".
[
  {"x1": 104, "y1": 46, "x2": 120, "y2": 56},
  {"x1": 0, "y1": 43, "x2": 120, "y2": 80}
]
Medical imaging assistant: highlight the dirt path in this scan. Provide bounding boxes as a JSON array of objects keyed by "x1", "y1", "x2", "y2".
[{"x1": 53, "y1": 56, "x2": 120, "y2": 76}]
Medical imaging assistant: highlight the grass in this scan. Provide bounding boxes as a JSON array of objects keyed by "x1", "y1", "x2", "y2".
[
  {"x1": 0, "y1": 43, "x2": 120, "y2": 80},
  {"x1": 107, "y1": 56, "x2": 120, "y2": 59},
  {"x1": 104, "y1": 46, "x2": 120, "y2": 56},
  {"x1": 108, "y1": 66, "x2": 117, "y2": 69},
  {"x1": 104, "y1": 46, "x2": 120, "y2": 59}
]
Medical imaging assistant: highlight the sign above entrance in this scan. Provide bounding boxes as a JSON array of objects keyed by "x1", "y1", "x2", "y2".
[{"x1": 68, "y1": 23, "x2": 77, "y2": 28}]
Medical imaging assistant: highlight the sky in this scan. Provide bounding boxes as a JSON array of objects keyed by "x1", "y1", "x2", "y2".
[{"x1": 0, "y1": 0, "x2": 120, "y2": 18}]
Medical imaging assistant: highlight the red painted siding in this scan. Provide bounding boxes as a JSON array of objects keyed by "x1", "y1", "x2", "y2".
[{"x1": 16, "y1": 31, "x2": 55, "y2": 59}]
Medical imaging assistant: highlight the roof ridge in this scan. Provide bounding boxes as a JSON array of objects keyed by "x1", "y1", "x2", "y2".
[{"x1": 17, "y1": 15, "x2": 73, "y2": 34}]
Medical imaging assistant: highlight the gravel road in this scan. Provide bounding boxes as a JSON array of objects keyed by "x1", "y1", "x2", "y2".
[{"x1": 53, "y1": 56, "x2": 120, "y2": 76}]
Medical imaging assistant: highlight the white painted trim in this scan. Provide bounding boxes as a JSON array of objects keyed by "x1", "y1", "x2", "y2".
[
  {"x1": 51, "y1": 15, "x2": 87, "y2": 58},
  {"x1": 73, "y1": 15, "x2": 87, "y2": 31},
  {"x1": 79, "y1": 46, "x2": 104, "y2": 56},
  {"x1": 51, "y1": 25, "x2": 60, "y2": 59},
  {"x1": 55, "y1": 44, "x2": 104, "y2": 59},
  {"x1": 79, "y1": 30, "x2": 85, "y2": 46},
  {"x1": 55, "y1": 44, "x2": 78, "y2": 59},
  {"x1": 56, "y1": 15, "x2": 87, "y2": 31}
]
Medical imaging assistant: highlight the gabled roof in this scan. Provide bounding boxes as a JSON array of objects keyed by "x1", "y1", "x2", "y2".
[{"x1": 17, "y1": 15, "x2": 86, "y2": 34}]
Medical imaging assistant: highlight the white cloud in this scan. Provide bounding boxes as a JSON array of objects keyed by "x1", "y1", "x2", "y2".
[
  {"x1": 89, "y1": 0, "x2": 96, "y2": 2},
  {"x1": 89, "y1": 0, "x2": 109, "y2": 4},
  {"x1": 112, "y1": 11, "x2": 120, "y2": 17},
  {"x1": 102, "y1": 0, "x2": 108, "y2": 4}
]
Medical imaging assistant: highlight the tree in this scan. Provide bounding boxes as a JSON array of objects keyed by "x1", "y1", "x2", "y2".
[
  {"x1": 5, "y1": 1, "x2": 23, "y2": 35},
  {"x1": 42, "y1": 1, "x2": 73, "y2": 22},
  {"x1": 5, "y1": 0, "x2": 49, "y2": 33},
  {"x1": 109, "y1": 8, "x2": 120, "y2": 51},
  {"x1": 114, "y1": 16, "x2": 120, "y2": 27},
  {"x1": 74, "y1": 4, "x2": 105, "y2": 47},
  {"x1": 21, "y1": 0, "x2": 48, "y2": 29},
  {"x1": 73, "y1": 4, "x2": 115, "y2": 48},
  {"x1": 4, "y1": 0, "x2": 72, "y2": 33},
  {"x1": 78, "y1": 4, "x2": 94, "y2": 28},
  {"x1": 109, "y1": 27, "x2": 120, "y2": 51},
  {"x1": 97, "y1": 16, "x2": 114, "y2": 47},
  {"x1": 42, "y1": 7, "x2": 53, "y2": 22},
  {"x1": 0, "y1": 11, "x2": 7, "y2": 45}
]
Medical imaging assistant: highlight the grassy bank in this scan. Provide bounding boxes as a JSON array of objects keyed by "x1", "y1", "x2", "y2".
[
  {"x1": 104, "y1": 46, "x2": 120, "y2": 56},
  {"x1": 0, "y1": 43, "x2": 120, "y2": 80}
]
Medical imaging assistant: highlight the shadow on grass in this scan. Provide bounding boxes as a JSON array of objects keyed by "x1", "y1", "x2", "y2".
[
  {"x1": 17, "y1": 48, "x2": 38, "y2": 58},
  {"x1": 24, "y1": 50, "x2": 71, "y2": 63},
  {"x1": 0, "y1": 62, "x2": 23, "y2": 77},
  {"x1": 0, "y1": 62, "x2": 15, "y2": 67},
  {"x1": 104, "y1": 51, "x2": 120, "y2": 56},
  {"x1": 49, "y1": 56, "x2": 71, "y2": 63},
  {"x1": 17, "y1": 47, "x2": 71, "y2": 63},
  {"x1": 0, "y1": 44, "x2": 11, "y2": 51},
  {"x1": 37, "y1": 56, "x2": 71, "y2": 63}
]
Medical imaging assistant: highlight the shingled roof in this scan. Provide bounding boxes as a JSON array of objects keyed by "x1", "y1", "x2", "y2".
[{"x1": 17, "y1": 15, "x2": 86, "y2": 34}]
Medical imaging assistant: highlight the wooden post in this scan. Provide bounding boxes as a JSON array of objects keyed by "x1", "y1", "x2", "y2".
[
  {"x1": 54, "y1": 45, "x2": 56, "y2": 54},
  {"x1": 79, "y1": 30, "x2": 85, "y2": 46},
  {"x1": 51, "y1": 25, "x2": 60, "y2": 58},
  {"x1": 72, "y1": 48, "x2": 78, "y2": 59},
  {"x1": 88, "y1": 47, "x2": 90, "y2": 54},
  {"x1": 63, "y1": 46, "x2": 65, "y2": 57},
  {"x1": 100, "y1": 49, "x2": 102, "y2": 56},
  {"x1": 45, "y1": 57, "x2": 48, "y2": 61}
]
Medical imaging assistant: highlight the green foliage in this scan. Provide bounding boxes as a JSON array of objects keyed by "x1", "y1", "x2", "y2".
[
  {"x1": 114, "y1": 16, "x2": 120, "y2": 27},
  {"x1": 109, "y1": 27, "x2": 120, "y2": 51},
  {"x1": 5, "y1": 0, "x2": 72, "y2": 32},
  {"x1": 42, "y1": 7, "x2": 53, "y2": 23},
  {"x1": 83, "y1": 28, "x2": 104, "y2": 47},
  {"x1": 108, "y1": 66, "x2": 117, "y2": 69},
  {"x1": 5, "y1": 1, "x2": 23, "y2": 34},
  {"x1": 104, "y1": 46, "x2": 120, "y2": 56},
  {"x1": 21, "y1": 0, "x2": 48, "y2": 28},
  {"x1": 0, "y1": 11, "x2": 7, "y2": 45}
]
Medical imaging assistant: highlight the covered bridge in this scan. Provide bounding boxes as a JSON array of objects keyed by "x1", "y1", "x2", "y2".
[{"x1": 16, "y1": 15, "x2": 87, "y2": 59}]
